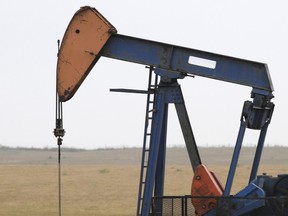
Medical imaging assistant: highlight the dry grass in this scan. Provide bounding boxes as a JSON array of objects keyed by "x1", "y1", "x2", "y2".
[{"x1": 1, "y1": 147, "x2": 287, "y2": 215}]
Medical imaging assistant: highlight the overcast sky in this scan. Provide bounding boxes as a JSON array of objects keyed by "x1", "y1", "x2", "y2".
[{"x1": 0, "y1": 1, "x2": 288, "y2": 149}]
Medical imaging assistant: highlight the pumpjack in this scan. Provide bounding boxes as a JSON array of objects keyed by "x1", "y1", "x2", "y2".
[{"x1": 54, "y1": 6, "x2": 288, "y2": 216}]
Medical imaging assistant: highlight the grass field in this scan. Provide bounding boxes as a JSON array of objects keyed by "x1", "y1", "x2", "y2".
[{"x1": 1, "y1": 146, "x2": 287, "y2": 216}]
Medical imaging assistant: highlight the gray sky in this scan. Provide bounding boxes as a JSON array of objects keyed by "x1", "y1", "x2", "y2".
[{"x1": 1, "y1": 1, "x2": 288, "y2": 149}]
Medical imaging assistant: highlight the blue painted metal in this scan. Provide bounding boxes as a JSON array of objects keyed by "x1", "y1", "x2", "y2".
[
  {"x1": 223, "y1": 116, "x2": 247, "y2": 196},
  {"x1": 100, "y1": 35, "x2": 276, "y2": 211},
  {"x1": 232, "y1": 183, "x2": 266, "y2": 215},
  {"x1": 208, "y1": 183, "x2": 266, "y2": 216},
  {"x1": 100, "y1": 34, "x2": 274, "y2": 93},
  {"x1": 249, "y1": 123, "x2": 269, "y2": 183},
  {"x1": 136, "y1": 67, "x2": 158, "y2": 216},
  {"x1": 140, "y1": 75, "x2": 202, "y2": 216},
  {"x1": 141, "y1": 87, "x2": 166, "y2": 216},
  {"x1": 224, "y1": 95, "x2": 274, "y2": 197},
  {"x1": 98, "y1": 31, "x2": 276, "y2": 215},
  {"x1": 133, "y1": 69, "x2": 274, "y2": 215},
  {"x1": 154, "y1": 106, "x2": 168, "y2": 197},
  {"x1": 154, "y1": 104, "x2": 168, "y2": 214},
  {"x1": 58, "y1": 7, "x2": 280, "y2": 216}
]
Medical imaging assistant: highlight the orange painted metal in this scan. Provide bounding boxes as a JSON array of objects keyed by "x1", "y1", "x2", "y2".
[
  {"x1": 57, "y1": 6, "x2": 117, "y2": 102},
  {"x1": 191, "y1": 164, "x2": 224, "y2": 215}
]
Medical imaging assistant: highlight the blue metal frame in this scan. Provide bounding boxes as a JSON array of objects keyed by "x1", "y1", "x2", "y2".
[
  {"x1": 98, "y1": 33, "x2": 275, "y2": 215},
  {"x1": 57, "y1": 7, "x2": 280, "y2": 215},
  {"x1": 224, "y1": 99, "x2": 274, "y2": 196},
  {"x1": 206, "y1": 183, "x2": 266, "y2": 216},
  {"x1": 138, "y1": 73, "x2": 274, "y2": 215},
  {"x1": 100, "y1": 34, "x2": 274, "y2": 92},
  {"x1": 249, "y1": 123, "x2": 269, "y2": 183},
  {"x1": 223, "y1": 117, "x2": 248, "y2": 196},
  {"x1": 140, "y1": 76, "x2": 202, "y2": 216},
  {"x1": 140, "y1": 82, "x2": 166, "y2": 216}
]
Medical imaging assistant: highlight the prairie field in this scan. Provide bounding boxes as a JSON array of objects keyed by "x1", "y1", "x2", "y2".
[{"x1": 0, "y1": 146, "x2": 287, "y2": 216}]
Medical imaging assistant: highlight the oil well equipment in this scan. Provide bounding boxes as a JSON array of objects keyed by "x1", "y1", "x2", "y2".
[{"x1": 54, "y1": 6, "x2": 287, "y2": 216}]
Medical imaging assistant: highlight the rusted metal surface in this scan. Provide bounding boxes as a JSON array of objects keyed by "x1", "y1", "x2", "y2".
[
  {"x1": 191, "y1": 164, "x2": 224, "y2": 215},
  {"x1": 57, "y1": 6, "x2": 116, "y2": 102}
]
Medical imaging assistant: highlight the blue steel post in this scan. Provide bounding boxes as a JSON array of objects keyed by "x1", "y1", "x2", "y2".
[
  {"x1": 224, "y1": 119, "x2": 247, "y2": 196},
  {"x1": 140, "y1": 77, "x2": 202, "y2": 215},
  {"x1": 154, "y1": 103, "x2": 168, "y2": 213},
  {"x1": 141, "y1": 90, "x2": 166, "y2": 216},
  {"x1": 155, "y1": 103, "x2": 168, "y2": 194},
  {"x1": 249, "y1": 123, "x2": 269, "y2": 183}
]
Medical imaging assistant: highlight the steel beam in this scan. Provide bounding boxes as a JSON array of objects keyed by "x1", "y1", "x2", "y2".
[{"x1": 100, "y1": 34, "x2": 274, "y2": 93}]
